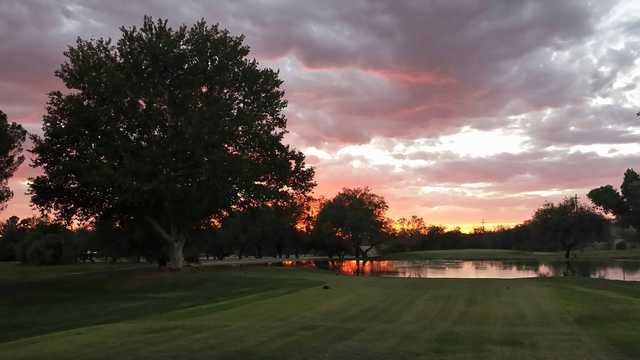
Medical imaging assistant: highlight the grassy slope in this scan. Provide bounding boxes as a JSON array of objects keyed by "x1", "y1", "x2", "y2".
[
  {"x1": 384, "y1": 248, "x2": 640, "y2": 261},
  {"x1": 1, "y1": 263, "x2": 640, "y2": 359}
]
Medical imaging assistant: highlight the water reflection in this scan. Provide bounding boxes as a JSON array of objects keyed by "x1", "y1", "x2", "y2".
[{"x1": 277, "y1": 259, "x2": 640, "y2": 281}]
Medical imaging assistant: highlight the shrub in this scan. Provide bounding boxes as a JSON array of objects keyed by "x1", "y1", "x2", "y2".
[
  {"x1": 16, "y1": 231, "x2": 79, "y2": 265},
  {"x1": 0, "y1": 216, "x2": 25, "y2": 261}
]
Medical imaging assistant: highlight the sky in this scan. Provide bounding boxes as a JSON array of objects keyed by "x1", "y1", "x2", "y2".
[{"x1": 1, "y1": 0, "x2": 640, "y2": 231}]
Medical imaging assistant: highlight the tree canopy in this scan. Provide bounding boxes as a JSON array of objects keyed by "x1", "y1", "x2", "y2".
[
  {"x1": 392, "y1": 215, "x2": 427, "y2": 251},
  {"x1": 29, "y1": 17, "x2": 315, "y2": 268},
  {"x1": 0, "y1": 110, "x2": 27, "y2": 209},
  {"x1": 313, "y1": 187, "x2": 389, "y2": 259},
  {"x1": 588, "y1": 168, "x2": 640, "y2": 229},
  {"x1": 530, "y1": 196, "x2": 608, "y2": 259}
]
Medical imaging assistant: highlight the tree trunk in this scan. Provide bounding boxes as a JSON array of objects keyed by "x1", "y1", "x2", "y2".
[
  {"x1": 238, "y1": 240, "x2": 248, "y2": 259},
  {"x1": 564, "y1": 242, "x2": 575, "y2": 260},
  {"x1": 167, "y1": 237, "x2": 185, "y2": 269},
  {"x1": 145, "y1": 217, "x2": 187, "y2": 270},
  {"x1": 362, "y1": 244, "x2": 374, "y2": 259},
  {"x1": 353, "y1": 239, "x2": 361, "y2": 259}
]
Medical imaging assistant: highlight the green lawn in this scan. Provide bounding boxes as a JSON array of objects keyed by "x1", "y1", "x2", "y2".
[{"x1": 2, "y1": 262, "x2": 640, "y2": 359}]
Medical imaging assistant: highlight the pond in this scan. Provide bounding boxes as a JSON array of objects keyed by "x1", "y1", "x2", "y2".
[{"x1": 274, "y1": 259, "x2": 640, "y2": 281}]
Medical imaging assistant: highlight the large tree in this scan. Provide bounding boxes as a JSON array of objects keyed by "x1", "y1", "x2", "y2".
[
  {"x1": 313, "y1": 187, "x2": 389, "y2": 259},
  {"x1": 29, "y1": 17, "x2": 315, "y2": 268},
  {"x1": 530, "y1": 196, "x2": 608, "y2": 259},
  {"x1": 588, "y1": 168, "x2": 640, "y2": 229},
  {"x1": 0, "y1": 110, "x2": 27, "y2": 209}
]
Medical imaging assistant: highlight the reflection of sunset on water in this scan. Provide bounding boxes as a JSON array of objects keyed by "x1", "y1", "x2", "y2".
[
  {"x1": 537, "y1": 264, "x2": 554, "y2": 278},
  {"x1": 388, "y1": 260, "x2": 540, "y2": 279},
  {"x1": 329, "y1": 260, "x2": 394, "y2": 275},
  {"x1": 281, "y1": 260, "x2": 316, "y2": 268},
  {"x1": 276, "y1": 259, "x2": 640, "y2": 281},
  {"x1": 586, "y1": 265, "x2": 640, "y2": 281}
]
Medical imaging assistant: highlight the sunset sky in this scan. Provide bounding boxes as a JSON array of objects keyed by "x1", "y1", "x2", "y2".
[{"x1": 2, "y1": 1, "x2": 640, "y2": 231}]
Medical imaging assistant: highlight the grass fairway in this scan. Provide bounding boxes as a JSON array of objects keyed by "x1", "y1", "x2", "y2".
[{"x1": 2, "y1": 263, "x2": 640, "y2": 359}]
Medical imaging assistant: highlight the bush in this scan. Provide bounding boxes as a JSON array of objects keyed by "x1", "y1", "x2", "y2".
[
  {"x1": 0, "y1": 216, "x2": 25, "y2": 261},
  {"x1": 616, "y1": 241, "x2": 628, "y2": 250},
  {"x1": 16, "y1": 231, "x2": 79, "y2": 265}
]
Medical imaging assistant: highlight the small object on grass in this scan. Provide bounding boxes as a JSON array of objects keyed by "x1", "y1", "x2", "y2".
[{"x1": 322, "y1": 285, "x2": 330, "y2": 290}]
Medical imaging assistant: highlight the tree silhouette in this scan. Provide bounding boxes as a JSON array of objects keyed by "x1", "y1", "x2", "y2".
[
  {"x1": 531, "y1": 196, "x2": 608, "y2": 259},
  {"x1": 29, "y1": 17, "x2": 315, "y2": 268},
  {"x1": 217, "y1": 202, "x2": 305, "y2": 259},
  {"x1": 313, "y1": 187, "x2": 389, "y2": 259},
  {"x1": 0, "y1": 110, "x2": 27, "y2": 209},
  {"x1": 588, "y1": 168, "x2": 640, "y2": 230},
  {"x1": 394, "y1": 215, "x2": 427, "y2": 251},
  {"x1": 0, "y1": 216, "x2": 24, "y2": 260}
]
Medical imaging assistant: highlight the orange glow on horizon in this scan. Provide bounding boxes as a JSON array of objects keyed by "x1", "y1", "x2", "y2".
[
  {"x1": 441, "y1": 222, "x2": 521, "y2": 233},
  {"x1": 392, "y1": 221, "x2": 522, "y2": 234}
]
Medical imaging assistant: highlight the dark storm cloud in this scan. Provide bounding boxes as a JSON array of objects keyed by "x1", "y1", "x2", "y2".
[
  {"x1": 230, "y1": 0, "x2": 618, "y2": 143},
  {"x1": 0, "y1": 0, "x2": 620, "y2": 138}
]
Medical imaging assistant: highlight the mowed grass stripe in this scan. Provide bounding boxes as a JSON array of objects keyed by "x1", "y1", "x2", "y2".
[{"x1": 0, "y1": 266, "x2": 320, "y2": 343}]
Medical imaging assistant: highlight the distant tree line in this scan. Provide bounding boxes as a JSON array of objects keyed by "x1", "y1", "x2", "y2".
[
  {"x1": 383, "y1": 168, "x2": 640, "y2": 257},
  {"x1": 0, "y1": 184, "x2": 620, "y2": 265},
  {"x1": 385, "y1": 196, "x2": 612, "y2": 259}
]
